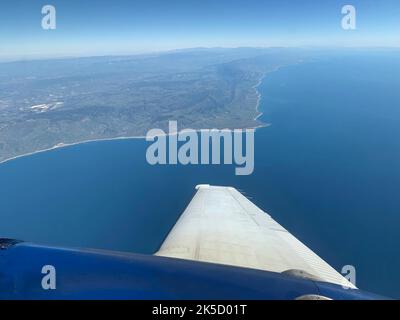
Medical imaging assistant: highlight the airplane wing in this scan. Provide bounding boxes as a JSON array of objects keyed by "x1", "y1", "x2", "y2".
[{"x1": 156, "y1": 184, "x2": 356, "y2": 289}]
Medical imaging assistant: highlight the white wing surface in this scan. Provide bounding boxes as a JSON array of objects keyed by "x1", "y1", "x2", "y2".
[{"x1": 155, "y1": 184, "x2": 356, "y2": 288}]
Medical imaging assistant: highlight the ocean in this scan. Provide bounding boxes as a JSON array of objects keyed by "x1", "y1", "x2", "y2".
[{"x1": 1, "y1": 51, "x2": 399, "y2": 298}]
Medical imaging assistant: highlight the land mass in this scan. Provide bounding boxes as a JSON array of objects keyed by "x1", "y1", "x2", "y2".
[{"x1": 0, "y1": 48, "x2": 309, "y2": 163}]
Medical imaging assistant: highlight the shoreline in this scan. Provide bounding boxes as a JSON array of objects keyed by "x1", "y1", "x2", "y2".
[
  {"x1": 0, "y1": 125, "x2": 269, "y2": 166},
  {"x1": 0, "y1": 67, "x2": 283, "y2": 166},
  {"x1": 0, "y1": 135, "x2": 147, "y2": 166},
  {"x1": 253, "y1": 65, "x2": 284, "y2": 122}
]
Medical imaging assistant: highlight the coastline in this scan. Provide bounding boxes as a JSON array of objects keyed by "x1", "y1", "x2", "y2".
[
  {"x1": 0, "y1": 67, "x2": 283, "y2": 166},
  {"x1": 253, "y1": 65, "x2": 284, "y2": 122},
  {"x1": 0, "y1": 135, "x2": 147, "y2": 166}
]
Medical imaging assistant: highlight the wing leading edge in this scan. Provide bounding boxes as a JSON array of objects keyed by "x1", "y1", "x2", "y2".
[{"x1": 155, "y1": 185, "x2": 356, "y2": 289}]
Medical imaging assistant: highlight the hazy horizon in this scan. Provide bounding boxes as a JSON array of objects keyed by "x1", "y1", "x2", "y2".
[
  {"x1": 1, "y1": 45, "x2": 400, "y2": 64},
  {"x1": 2, "y1": 0, "x2": 400, "y2": 61}
]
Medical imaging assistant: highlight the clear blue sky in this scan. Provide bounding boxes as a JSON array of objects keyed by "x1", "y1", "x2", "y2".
[{"x1": 1, "y1": 0, "x2": 399, "y2": 60}]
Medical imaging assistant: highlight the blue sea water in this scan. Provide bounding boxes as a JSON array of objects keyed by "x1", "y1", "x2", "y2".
[{"x1": 1, "y1": 51, "x2": 399, "y2": 298}]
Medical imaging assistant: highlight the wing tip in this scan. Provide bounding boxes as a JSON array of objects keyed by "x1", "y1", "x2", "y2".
[
  {"x1": 195, "y1": 184, "x2": 237, "y2": 192},
  {"x1": 195, "y1": 184, "x2": 210, "y2": 190}
]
